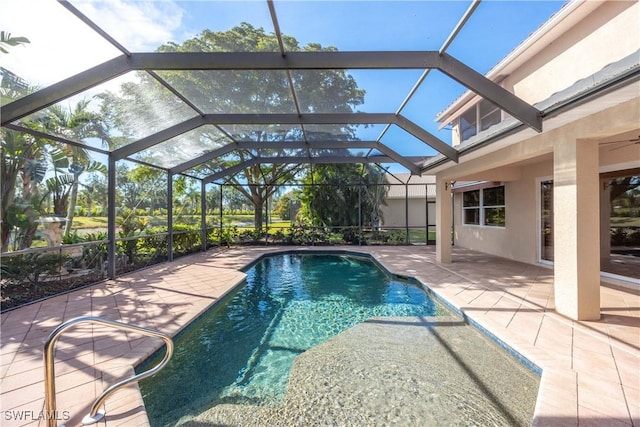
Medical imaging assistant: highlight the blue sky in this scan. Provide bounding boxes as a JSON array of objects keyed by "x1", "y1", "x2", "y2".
[{"x1": 2, "y1": 0, "x2": 568, "y2": 173}]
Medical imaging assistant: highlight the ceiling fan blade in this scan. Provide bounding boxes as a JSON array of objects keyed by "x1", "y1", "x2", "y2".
[
  {"x1": 609, "y1": 141, "x2": 640, "y2": 151},
  {"x1": 601, "y1": 136, "x2": 640, "y2": 145}
]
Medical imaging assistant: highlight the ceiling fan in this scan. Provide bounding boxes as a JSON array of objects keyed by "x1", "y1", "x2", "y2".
[{"x1": 600, "y1": 135, "x2": 640, "y2": 151}]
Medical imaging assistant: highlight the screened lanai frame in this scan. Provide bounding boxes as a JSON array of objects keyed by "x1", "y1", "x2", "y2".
[{"x1": 0, "y1": 0, "x2": 549, "y2": 279}]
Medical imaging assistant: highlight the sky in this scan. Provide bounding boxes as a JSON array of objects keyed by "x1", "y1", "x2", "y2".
[{"x1": 0, "y1": 0, "x2": 567, "y2": 173}]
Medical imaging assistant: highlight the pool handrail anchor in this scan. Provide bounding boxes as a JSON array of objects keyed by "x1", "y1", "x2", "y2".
[{"x1": 43, "y1": 316, "x2": 174, "y2": 427}]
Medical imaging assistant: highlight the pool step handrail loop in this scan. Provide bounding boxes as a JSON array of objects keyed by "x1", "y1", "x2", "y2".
[{"x1": 43, "y1": 316, "x2": 174, "y2": 427}]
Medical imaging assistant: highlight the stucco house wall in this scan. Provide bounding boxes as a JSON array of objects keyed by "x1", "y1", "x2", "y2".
[
  {"x1": 431, "y1": 0, "x2": 639, "y2": 320},
  {"x1": 445, "y1": 1, "x2": 639, "y2": 147},
  {"x1": 453, "y1": 160, "x2": 551, "y2": 263},
  {"x1": 504, "y1": 1, "x2": 639, "y2": 105}
]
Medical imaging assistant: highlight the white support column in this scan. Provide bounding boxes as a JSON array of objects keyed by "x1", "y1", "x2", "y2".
[
  {"x1": 553, "y1": 138, "x2": 600, "y2": 320},
  {"x1": 436, "y1": 176, "x2": 452, "y2": 264}
]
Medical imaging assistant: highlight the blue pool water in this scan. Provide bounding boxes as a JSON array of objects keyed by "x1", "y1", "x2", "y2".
[{"x1": 139, "y1": 253, "x2": 442, "y2": 426}]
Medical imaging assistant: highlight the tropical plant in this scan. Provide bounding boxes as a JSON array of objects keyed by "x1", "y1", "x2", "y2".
[
  {"x1": 36, "y1": 99, "x2": 109, "y2": 235},
  {"x1": 0, "y1": 128, "x2": 48, "y2": 250},
  {"x1": 0, "y1": 31, "x2": 29, "y2": 54},
  {"x1": 1, "y1": 252, "x2": 69, "y2": 296}
]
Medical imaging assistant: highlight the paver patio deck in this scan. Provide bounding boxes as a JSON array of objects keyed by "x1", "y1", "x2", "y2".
[{"x1": 1, "y1": 246, "x2": 638, "y2": 427}]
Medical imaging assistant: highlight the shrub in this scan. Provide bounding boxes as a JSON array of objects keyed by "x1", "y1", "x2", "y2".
[
  {"x1": 215, "y1": 226, "x2": 239, "y2": 247},
  {"x1": 1, "y1": 252, "x2": 70, "y2": 295},
  {"x1": 172, "y1": 224, "x2": 201, "y2": 255}
]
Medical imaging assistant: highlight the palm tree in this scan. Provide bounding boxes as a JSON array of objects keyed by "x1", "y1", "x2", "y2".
[
  {"x1": 0, "y1": 31, "x2": 29, "y2": 54},
  {"x1": 38, "y1": 99, "x2": 109, "y2": 235},
  {"x1": 0, "y1": 128, "x2": 48, "y2": 250}
]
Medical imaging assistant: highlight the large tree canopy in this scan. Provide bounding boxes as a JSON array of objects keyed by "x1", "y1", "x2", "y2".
[
  {"x1": 99, "y1": 23, "x2": 366, "y2": 229},
  {"x1": 300, "y1": 163, "x2": 388, "y2": 228}
]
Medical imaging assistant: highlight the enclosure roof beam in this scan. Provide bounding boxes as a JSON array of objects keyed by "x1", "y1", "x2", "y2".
[
  {"x1": 3, "y1": 123, "x2": 112, "y2": 156},
  {"x1": 437, "y1": 54, "x2": 542, "y2": 131},
  {"x1": 2, "y1": 51, "x2": 541, "y2": 136},
  {"x1": 374, "y1": 142, "x2": 422, "y2": 175},
  {"x1": 112, "y1": 116, "x2": 205, "y2": 160},
  {"x1": 170, "y1": 140, "x2": 380, "y2": 174},
  {"x1": 114, "y1": 113, "x2": 395, "y2": 161},
  {"x1": 394, "y1": 115, "x2": 458, "y2": 162},
  {"x1": 1, "y1": 55, "x2": 131, "y2": 126},
  {"x1": 202, "y1": 155, "x2": 399, "y2": 183},
  {"x1": 126, "y1": 51, "x2": 442, "y2": 71},
  {"x1": 203, "y1": 160, "x2": 259, "y2": 184},
  {"x1": 168, "y1": 144, "x2": 238, "y2": 175},
  {"x1": 113, "y1": 112, "x2": 453, "y2": 162}
]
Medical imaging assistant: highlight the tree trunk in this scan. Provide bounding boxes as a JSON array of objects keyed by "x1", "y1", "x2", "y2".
[
  {"x1": 254, "y1": 197, "x2": 264, "y2": 230},
  {"x1": 64, "y1": 172, "x2": 81, "y2": 235}
]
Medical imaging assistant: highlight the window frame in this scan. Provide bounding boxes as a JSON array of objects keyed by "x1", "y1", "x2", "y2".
[
  {"x1": 462, "y1": 185, "x2": 505, "y2": 228},
  {"x1": 457, "y1": 99, "x2": 504, "y2": 143}
]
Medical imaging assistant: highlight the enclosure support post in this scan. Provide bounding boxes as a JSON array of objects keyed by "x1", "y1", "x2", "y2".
[
  {"x1": 425, "y1": 184, "x2": 429, "y2": 245},
  {"x1": 405, "y1": 184, "x2": 409, "y2": 244},
  {"x1": 265, "y1": 187, "x2": 269, "y2": 245},
  {"x1": 219, "y1": 184, "x2": 224, "y2": 238},
  {"x1": 107, "y1": 155, "x2": 117, "y2": 279},
  {"x1": 358, "y1": 184, "x2": 362, "y2": 245},
  {"x1": 201, "y1": 180, "x2": 207, "y2": 251},
  {"x1": 167, "y1": 173, "x2": 173, "y2": 262}
]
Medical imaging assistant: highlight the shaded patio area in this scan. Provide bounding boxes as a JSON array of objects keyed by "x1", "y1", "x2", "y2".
[{"x1": 1, "y1": 246, "x2": 638, "y2": 427}]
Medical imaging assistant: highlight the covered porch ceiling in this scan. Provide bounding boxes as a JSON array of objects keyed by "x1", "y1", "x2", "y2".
[{"x1": 1, "y1": 0, "x2": 564, "y2": 184}]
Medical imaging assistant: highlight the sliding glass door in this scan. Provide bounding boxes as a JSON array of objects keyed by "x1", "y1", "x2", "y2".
[{"x1": 540, "y1": 180, "x2": 554, "y2": 262}]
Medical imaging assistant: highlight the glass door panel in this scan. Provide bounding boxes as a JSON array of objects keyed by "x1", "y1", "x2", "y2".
[{"x1": 540, "y1": 180, "x2": 554, "y2": 262}]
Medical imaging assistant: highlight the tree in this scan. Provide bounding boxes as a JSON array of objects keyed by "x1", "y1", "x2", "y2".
[
  {"x1": 37, "y1": 99, "x2": 109, "y2": 235},
  {"x1": 0, "y1": 31, "x2": 29, "y2": 54},
  {"x1": 300, "y1": 162, "x2": 388, "y2": 228},
  {"x1": 0, "y1": 128, "x2": 48, "y2": 251},
  {"x1": 98, "y1": 23, "x2": 365, "y2": 230},
  {"x1": 0, "y1": 32, "x2": 44, "y2": 251},
  {"x1": 273, "y1": 191, "x2": 300, "y2": 221},
  {"x1": 115, "y1": 164, "x2": 167, "y2": 213}
]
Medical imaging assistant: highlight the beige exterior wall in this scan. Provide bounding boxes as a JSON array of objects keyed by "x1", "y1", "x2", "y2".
[
  {"x1": 443, "y1": 97, "x2": 639, "y2": 266},
  {"x1": 453, "y1": 160, "x2": 552, "y2": 263},
  {"x1": 435, "y1": 1, "x2": 639, "y2": 319},
  {"x1": 445, "y1": 1, "x2": 639, "y2": 147},
  {"x1": 505, "y1": 1, "x2": 639, "y2": 104}
]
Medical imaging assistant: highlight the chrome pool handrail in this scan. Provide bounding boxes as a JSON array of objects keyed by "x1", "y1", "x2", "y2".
[{"x1": 43, "y1": 316, "x2": 174, "y2": 427}]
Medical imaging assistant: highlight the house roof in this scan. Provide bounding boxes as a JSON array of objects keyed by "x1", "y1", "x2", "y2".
[{"x1": 385, "y1": 173, "x2": 436, "y2": 199}]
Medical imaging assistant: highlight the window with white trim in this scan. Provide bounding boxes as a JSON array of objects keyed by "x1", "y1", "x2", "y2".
[
  {"x1": 457, "y1": 99, "x2": 504, "y2": 143},
  {"x1": 462, "y1": 185, "x2": 505, "y2": 227}
]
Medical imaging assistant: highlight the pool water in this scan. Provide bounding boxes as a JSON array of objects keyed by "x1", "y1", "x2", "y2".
[{"x1": 139, "y1": 253, "x2": 443, "y2": 426}]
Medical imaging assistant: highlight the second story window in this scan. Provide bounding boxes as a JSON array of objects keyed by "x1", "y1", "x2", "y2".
[{"x1": 458, "y1": 99, "x2": 503, "y2": 143}]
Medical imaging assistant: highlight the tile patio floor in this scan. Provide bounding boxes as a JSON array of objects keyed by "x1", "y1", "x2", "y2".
[{"x1": 1, "y1": 246, "x2": 638, "y2": 427}]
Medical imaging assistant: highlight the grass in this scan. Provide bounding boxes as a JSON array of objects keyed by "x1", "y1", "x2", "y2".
[{"x1": 72, "y1": 216, "x2": 109, "y2": 228}]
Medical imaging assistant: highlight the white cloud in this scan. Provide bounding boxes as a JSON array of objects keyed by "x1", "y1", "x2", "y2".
[
  {"x1": 0, "y1": 0, "x2": 184, "y2": 89},
  {"x1": 74, "y1": 0, "x2": 184, "y2": 52}
]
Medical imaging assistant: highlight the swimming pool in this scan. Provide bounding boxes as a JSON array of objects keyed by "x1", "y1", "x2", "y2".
[{"x1": 139, "y1": 253, "x2": 539, "y2": 426}]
